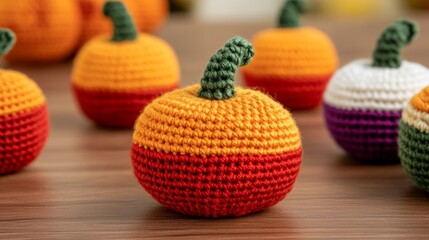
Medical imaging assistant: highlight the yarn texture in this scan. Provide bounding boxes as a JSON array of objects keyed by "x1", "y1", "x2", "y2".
[
  {"x1": 242, "y1": 0, "x2": 338, "y2": 110},
  {"x1": 0, "y1": 29, "x2": 49, "y2": 175},
  {"x1": 79, "y1": 0, "x2": 168, "y2": 45},
  {"x1": 372, "y1": 20, "x2": 418, "y2": 68},
  {"x1": 323, "y1": 19, "x2": 429, "y2": 162},
  {"x1": 0, "y1": 0, "x2": 81, "y2": 63},
  {"x1": 131, "y1": 37, "x2": 302, "y2": 218},
  {"x1": 399, "y1": 87, "x2": 429, "y2": 191},
  {"x1": 198, "y1": 37, "x2": 254, "y2": 100},
  {"x1": 103, "y1": 1, "x2": 137, "y2": 42},
  {"x1": 278, "y1": 0, "x2": 306, "y2": 28},
  {"x1": 72, "y1": 1, "x2": 179, "y2": 128}
]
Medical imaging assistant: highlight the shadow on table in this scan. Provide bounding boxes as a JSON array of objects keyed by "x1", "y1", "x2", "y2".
[
  {"x1": 132, "y1": 205, "x2": 301, "y2": 239},
  {"x1": 72, "y1": 122, "x2": 134, "y2": 151},
  {"x1": 404, "y1": 185, "x2": 429, "y2": 197},
  {"x1": 334, "y1": 153, "x2": 400, "y2": 166},
  {"x1": 326, "y1": 153, "x2": 412, "y2": 199}
]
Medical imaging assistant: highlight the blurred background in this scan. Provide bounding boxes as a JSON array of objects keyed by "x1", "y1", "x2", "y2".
[
  {"x1": 1, "y1": 1, "x2": 429, "y2": 238},
  {"x1": 171, "y1": 0, "x2": 429, "y2": 21}
]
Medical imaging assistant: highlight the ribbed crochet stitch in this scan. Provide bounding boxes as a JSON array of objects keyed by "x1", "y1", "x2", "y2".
[
  {"x1": 323, "y1": 19, "x2": 429, "y2": 163},
  {"x1": 72, "y1": 1, "x2": 179, "y2": 128},
  {"x1": 131, "y1": 37, "x2": 302, "y2": 218},
  {"x1": 399, "y1": 87, "x2": 429, "y2": 191},
  {"x1": 242, "y1": 0, "x2": 338, "y2": 110},
  {"x1": 0, "y1": 29, "x2": 49, "y2": 174},
  {"x1": 0, "y1": 0, "x2": 81, "y2": 63},
  {"x1": 79, "y1": 0, "x2": 168, "y2": 44}
]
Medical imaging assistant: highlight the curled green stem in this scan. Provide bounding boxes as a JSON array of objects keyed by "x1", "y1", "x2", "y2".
[
  {"x1": 278, "y1": 0, "x2": 306, "y2": 28},
  {"x1": 372, "y1": 19, "x2": 418, "y2": 68},
  {"x1": 0, "y1": 29, "x2": 15, "y2": 57},
  {"x1": 197, "y1": 37, "x2": 254, "y2": 100},
  {"x1": 103, "y1": 1, "x2": 137, "y2": 42}
]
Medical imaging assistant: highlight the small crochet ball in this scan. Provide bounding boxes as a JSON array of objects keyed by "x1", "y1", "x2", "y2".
[
  {"x1": 79, "y1": 0, "x2": 168, "y2": 44},
  {"x1": 242, "y1": 0, "x2": 338, "y2": 110},
  {"x1": 131, "y1": 37, "x2": 303, "y2": 218},
  {"x1": 399, "y1": 87, "x2": 429, "y2": 192},
  {"x1": 0, "y1": 0, "x2": 81, "y2": 63},
  {"x1": 323, "y1": 19, "x2": 429, "y2": 163},
  {"x1": 0, "y1": 29, "x2": 49, "y2": 174},
  {"x1": 72, "y1": 1, "x2": 179, "y2": 128}
]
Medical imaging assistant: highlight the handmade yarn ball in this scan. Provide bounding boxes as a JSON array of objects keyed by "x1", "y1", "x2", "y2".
[
  {"x1": 242, "y1": 0, "x2": 338, "y2": 110},
  {"x1": 72, "y1": 1, "x2": 179, "y2": 128},
  {"x1": 0, "y1": 0, "x2": 81, "y2": 63},
  {"x1": 323, "y1": 19, "x2": 429, "y2": 163},
  {"x1": 78, "y1": 0, "x2": 168, "y2": 44},
  {"x1": 131, "y1": 37, "x2": 302, "y2": 218},
  {"x1": 0, "y1": 30, "x2": 49, "y2": 174},
  {"x1": 399, "y1": 87, "x2": 429, "y2": 191}
]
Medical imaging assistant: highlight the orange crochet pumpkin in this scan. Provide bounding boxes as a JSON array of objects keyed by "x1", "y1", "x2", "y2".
[
  {"x1": 242, "y1": 0, "x2": 338, "y2": 110},
  {"x1": 78, "y1": 0, "x2": 168, "y2": 44},
  {"x1": 0, "y1": 0, "x2": 82, "y2": 63},
  {"x1": 131, "y1": 37, "x2": 302, "y2": 217},
  {"x1": 0, "y1": 29, "x2": 50, "y2": 174},
  {"x1": 72, "y1": 1, "x2": 179, "y2": 128}
]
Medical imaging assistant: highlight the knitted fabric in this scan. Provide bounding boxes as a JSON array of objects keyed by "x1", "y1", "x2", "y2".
[
  {"x1": 78, "y1": 0, "x2": 168, "y2": 45},
  {"x1": 0, "y1": 0, "x2": 81, "y2": 63},
  {"x1": 133, "y1": 0, "x2": 168, "y2": 32},
  {"x1": 73, "y1": 1, "x2": 178, "y2": 128},
  {"x1": 73, "y1": 84, "x2": 177, "y2": 128},
  {"x1": 372, "y1": 19, "x2": 417, "y2": 68},
  {"x1": 132, "y1": 37, "x2": 302, "y2": 218},
  {"x1": 0, "y1": 70, "x2": 49, "y2": 175},
  {"x1": 198, "y1": 37, "x2": 254, "y2": 100},
  {"x1": 324, "y1": 59, "x2": 429, "y2": 162},
  {"x1": 72, "y1": 33, "x2": 179, "y2": 128},
  {"x1": 278, "y1": 0, "x2": 306, "y2": 28},
  {"x1": 241, "y1": 27, "x2": 338, "y2": 110},
  {"x1": 132, "y1": 85, "x2": 302, "y2": 218},
  {"x1": 103, "y1": 1, "x2": 138, "y2": 42},
  {"x1": 0, "y1": 31, "x2": 15, "y2": 56},
  {"x1": 399, "y1": 87, "x2": 429, "y2": 191}
]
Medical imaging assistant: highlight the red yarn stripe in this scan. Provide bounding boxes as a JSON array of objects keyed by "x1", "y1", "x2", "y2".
[
  {"x1": 73, "y1": 84, "x2": 178, "y2": 128},
  {"x1": 242, "y1": 72, "x2": 333, "y2": 110},
  {"x1": 131, "y1": 144, "x2": 302, "y2": 218},
  {"x1": 0, "y1": 105, "x2": 49, "y2": 175}
]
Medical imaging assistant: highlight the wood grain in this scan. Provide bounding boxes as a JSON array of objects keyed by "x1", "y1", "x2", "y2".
[{"x1": 2, "y1": 14, "x2": 429, "y2": 239}]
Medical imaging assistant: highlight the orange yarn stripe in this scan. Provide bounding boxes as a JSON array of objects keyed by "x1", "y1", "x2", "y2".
[
  {"x1": 0, "y1": 0, "x2": 81, "y2": 62},
  {"x1": 133, "y1": 85, "x2": 302, "y2": 156},
  {"x1": 0, "y1": 70, "x2": 46, "y2": 116},
  {"x1": 134, "y1": 0, "x2": 168, "y2": 32},
  {"x1": 411, "y1": 86, "x2": 429, "y2": 113},
  {"x1": 72, "y1": 34, "x2": 180, "y2": 91},
  {"x1": 242, "y1": 27, "x2": 338, "y2": 77}
]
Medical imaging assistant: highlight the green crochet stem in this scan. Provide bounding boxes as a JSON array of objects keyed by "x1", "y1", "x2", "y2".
[
  {"x1": 372, "y1": 19, "x2": 418, "y2": 68},
  {"x1": 197, "y1": 37, "x2": 254, "y2": 100},
  {"x1": 278, "y1": 0, "x2": 306, "y2": 28},
  {"x1": 0, "y1": 29, "x2": 15, "y2": 57},
  {"x1": 103, "y1": 1, "x2": 137, "y2": 42}
]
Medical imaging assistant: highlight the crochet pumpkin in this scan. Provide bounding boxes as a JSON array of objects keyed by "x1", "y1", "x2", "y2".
[
  {"x1": 0, "y1": 0, "x2": 81, "y2": 63},
  {"x1": 0, "y1": 29, "x2": 49, "y2": 174},
  {"x1": 131, "y1": 37, "x2": 302, "y2": 218},
  {"x1": 399, "y1": 87, "x2": 429, "y2": 191},
  {"x1": 242, "y1": 0, "x2": 338, "y2": 110},
  {"x1": 72, "y1": 1, "x2": 179, "y2": 128},
  {"x1": 79, "y1": 0, "x2": 168, "y2": 44},
  {"x1": 324, "y1": 19, "x2": 429, "y2": 163}
]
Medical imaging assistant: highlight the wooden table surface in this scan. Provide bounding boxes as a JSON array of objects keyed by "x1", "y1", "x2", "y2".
[{"x1": 2, "y1": 14, "x2": 429, "y2": 240}]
